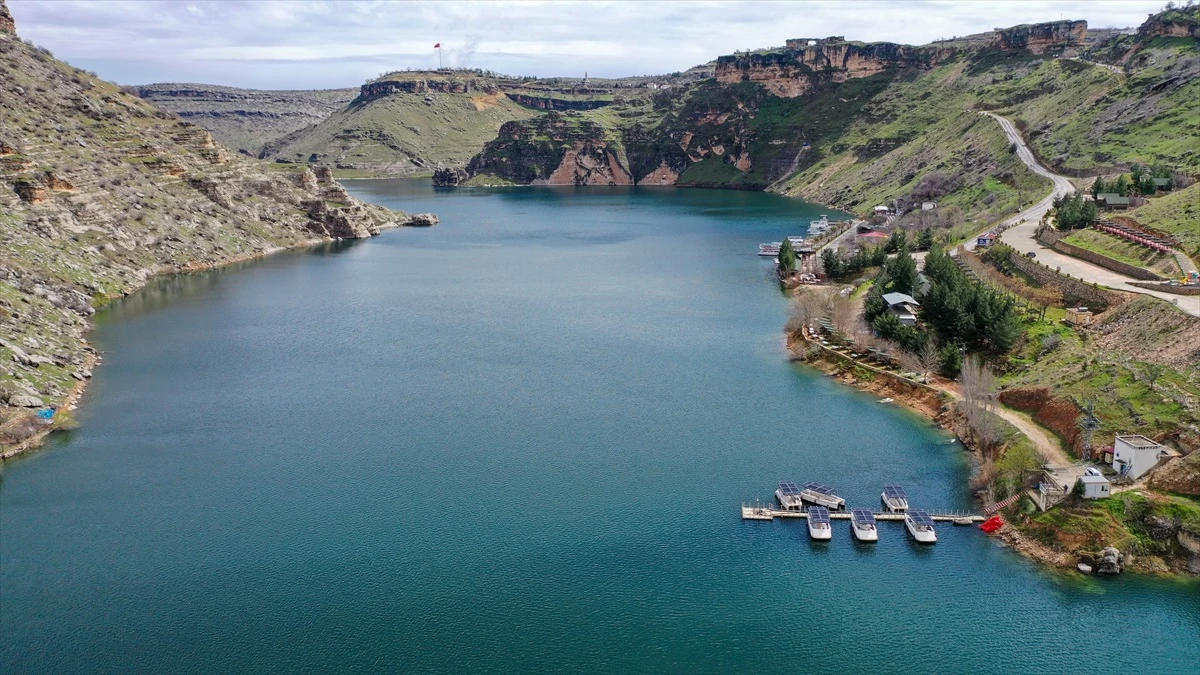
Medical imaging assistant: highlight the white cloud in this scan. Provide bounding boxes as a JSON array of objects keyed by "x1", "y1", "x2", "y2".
[{"x1": 6, "y1": 0, "x2": 1169, "y2": 88}]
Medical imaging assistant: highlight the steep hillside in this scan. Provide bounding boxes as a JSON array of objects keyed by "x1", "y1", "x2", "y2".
[
  {"x1": 1124, "y1": 182, "x2": 1200, "y2": 257},
  {"x1": 0, "y1": 2, "x2": 407, "y2": 453},
  {"x1": 136, "y1": 83, "x2": 357, "y2": 156},
  {"x1": 459, "y1": 14, "x2": 1196, "y2": 231},
  {"x1": 261, "y1": 71, "x2": 537, "y2": 176}
]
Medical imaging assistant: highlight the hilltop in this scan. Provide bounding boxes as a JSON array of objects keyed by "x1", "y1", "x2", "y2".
[{"x1": 0, "y1": 0, "x2": 411, "y2": 454}]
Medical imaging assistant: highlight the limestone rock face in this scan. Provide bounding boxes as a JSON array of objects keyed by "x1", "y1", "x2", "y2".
[
  {"x1": 1097, "y1": 546, "x2": 1123, "y2": 575},
  {"x1": 407, "y1": 213, "x2": 439, "y2": 227},
  {"x1": 995, "y1": 20, "x2": 1087, "y2": 55},
  {"x1": 0, "y1": 0, "x2": 15, "y2": 34},
  {"x1": 432, "y1": 167, "x2": 467, "y2": 187},
  {"x1": 1150, "y1": 452, "x2": 1200, "y2": 496}
]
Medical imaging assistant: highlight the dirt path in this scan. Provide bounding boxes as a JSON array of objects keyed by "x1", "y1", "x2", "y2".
[{"x1": 992, "y1": 406, "x2": 1070, "y2": 465}]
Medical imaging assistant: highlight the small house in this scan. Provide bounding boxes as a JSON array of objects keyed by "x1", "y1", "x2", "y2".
[
  {"x1": 873, "y1": 205, "x2": 890, "y2": 215},
  {"x1": 1112, "y1": 434, "x2": 1176, "y2": 480},
  {"x1": 1065, "y1": 307, "x2": 1094, "y2": 326},
  {"x1": 921, "y1": 201, "x2": 937, "y2": 211},
  {"x1": 976, "y1": 232, "x2": 998, "y2": 248},
  {"x1": 1151, "y1": 178, "x2": 1172, "y2": 192},
  {"x1": 1034, "y1": 464, "x2": 1087, "y2": 511},
  {"x1": 882, "y1": 292, "x2": 921, "y2": 327},
  {"x1": 1079, "y1": 472, "x2": 1110, "y2": 499},
  {"x1": 1096, "y1": 193, "x2": 1130, "y2": 210}
]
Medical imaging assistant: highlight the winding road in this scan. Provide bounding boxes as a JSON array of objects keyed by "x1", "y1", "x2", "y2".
[{"x1": 978, "y1": 112, "x2": 1200, "y2": 317}]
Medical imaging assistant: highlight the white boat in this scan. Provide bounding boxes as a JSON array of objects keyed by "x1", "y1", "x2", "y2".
[
  {"x1": 905, "y1": 509, "x2": 938, "y2": 544},
  {"x1": 850, "y1": 508, "x2": 878, "y2": 542},
  {"x1": 775, "y1": 480, "x2": 804, "y2": 511},
  {"x1": 809, "y1": 215, "x2": 831, "y2": 233},
  {"x1": 807, "y1": 506, "x2": 832, "y2": 540},
  {"x1": 786, "y1": 236, "x2": 808, "y2": 246},
  {"x1": 878, "y1": 397, "x2": 894, "y2": 404},
  {"x1": 758, "y1": 242, "x2": 781, "y2": 256},
  {"x1": 881, "y1": 484, "x2": 909, "y2": 512},
  {"x1": 800, "y1": 482, "x2": 846, "y2": 510}
]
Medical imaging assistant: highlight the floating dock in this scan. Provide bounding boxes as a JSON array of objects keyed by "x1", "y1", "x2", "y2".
[{"x1": 741, "y1": 504, "x2": 983, "y2": 523}]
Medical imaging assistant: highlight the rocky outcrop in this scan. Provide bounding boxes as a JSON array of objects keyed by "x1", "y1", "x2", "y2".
[
  {"x1": 0, "y1": 0, "x2": 14, "y2": 34},
  {"x1": 357, "y1": 75, "x2": 496, "y2": 103},
  {"x1": 1150, "y1": 452, "x2": 1200, "y2": 496},
  {"x1": 1138, "y1": 6, "x2": 1200, "y2": 39},
  {"x1": 406, "y1": 213, "x2": 438, "y2": 227},
  {"x1": 716, "y1": 38, "x2": 954, "y2": 97},
  {"x1": 1097, "y1": 546, "x2": 1123, "y2": 574},
  {"x1": 465, "y1": 112, "x2": 634, "y2": 186},
  {"x1": 432, "y1": 167, "x2": 467, "y2": 187},
  {"x1": 504, "y1": 92, "x2": 611, "y2": 111},
  {"x1": 995, "y1": 20, "x2": 1087, "y2": 55}
]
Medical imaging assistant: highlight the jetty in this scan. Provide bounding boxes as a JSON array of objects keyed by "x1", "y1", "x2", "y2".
[{"x1": 741, "y1": 503, "x2": 984, "y2": 523}]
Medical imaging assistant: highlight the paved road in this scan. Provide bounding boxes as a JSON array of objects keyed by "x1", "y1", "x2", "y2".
[{"x1": 980, "y1": 112, "x2": 1200, "y2": 317}]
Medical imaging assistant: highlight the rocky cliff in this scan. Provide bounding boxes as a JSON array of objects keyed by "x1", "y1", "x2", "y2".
[
  {"x1": 0, "y1": 5, "x2": 406, "y2": 453},
  {"x1": 995, "y1": 20, "x2": 1087, "y2": 55},
  {"x1": 0, "y1": 0, "x2": 13, "y2": 34},
  {"x1": 716, "y1": 38, "x2": 954, "y2": 97},
  {"x1": 464, "y1": 112, "x2": 632, "y2": 185},
  {"x1": 1137, "y1": 5, "x2": 1200, "y2": 39}
]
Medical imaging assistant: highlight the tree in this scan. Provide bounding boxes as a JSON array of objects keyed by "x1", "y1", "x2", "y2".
[
  {"x1": 939, "y1": 344, "x2": 962, "y2": 378},
  {"x1": 886, "y1": 229, "x2": 907, "y2": 254},
  {"x1": 778, "y1": 238, "x2": 797, "y2": 273},
  {"x1": 918, "y1": 338, "x2": 940, "y2": 383},
  {"x1": 916, "y1": 228, "x2": 934, "y2": 251},
  {"x1": 830, "y1": 294, "x2": 858, "y2": 335},
  {"x1": 886, "y1": 249, "x2": 919, "y2": 296},
  {"x1": 1141, "y1": 362, "x2": 1166, "y2": 391},
  {"x1": 821, "y1": 248, "x2": 842, "y2": 278}
]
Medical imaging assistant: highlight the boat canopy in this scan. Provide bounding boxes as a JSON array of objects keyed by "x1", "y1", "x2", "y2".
[
  {"x1": 778, "y1": 481, "x2": 800, "y2": 496},
  {"x1": 883, "y1": 484, "x2": 908, "y2": 500},
  {"x1": 851, "y1": 508, "x2": 876, "y2": 524},
  {"x1": 908, "y1": 510, "x2": 934, "y2": 528},
  {"x1": 804, "y1": 482, "x2": 838, "y2": 496},
  {"x1": 808, "y1": 506, "x2": 831, "y2": 523}
]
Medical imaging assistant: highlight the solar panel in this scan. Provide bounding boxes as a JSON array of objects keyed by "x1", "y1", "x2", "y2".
[
  {"x1": 909, "y1": 510, "x2": 934, "y2": 527},
  {"x1": 808, "y1": 506, "x2": 830, "y2": 523},
  {"x1": 778, "y1": 481, "x2": 800, "y2": 495},
  {"x1": 851, "y1": 508, "x2": 875, "y2": 523},
  {"x1": 884, "y1": 484, "x2": 908, "y2": 499},
  {"x1": 804, "y1": 482, "x2": 838, "y2": 496}
]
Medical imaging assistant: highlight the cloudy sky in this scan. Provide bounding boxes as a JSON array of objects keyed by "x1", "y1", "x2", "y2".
[{"x1": 8, "y1": 0, "x2": 1168, "y2": 89}]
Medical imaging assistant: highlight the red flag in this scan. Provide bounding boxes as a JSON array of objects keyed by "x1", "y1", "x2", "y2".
[{"x1": 434, "y1": 43, "x2": 440, "y2": 48}]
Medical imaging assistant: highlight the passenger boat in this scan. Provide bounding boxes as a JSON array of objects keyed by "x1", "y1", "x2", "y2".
[
  {"x1": 850, "y1": 508, "x2": 878, "y2": 542},
  {"x1": 757, "y1": 243, "x2": 781, "y2": 256},
  {"x1": 807, "y1": 506, "x2": 832, "y2": 540},
  {"x1": 786, "y1": 236, "x2": 808, "y2": 246},
  {"x1": 809, "y1": 215, "x2": 831, "y2": 233},
  {"x1": 881, "y1": 483, "x2": 909, "y2": 512},
  {"x1": 775, "y1": 480, "x2": 804, "y2": 511},
  {"x1": 800, "y1": 482, "x2": 846, "y2": 510},
  {"x1": 904, "y1": 509, "x2": 938, "y2": 544}
]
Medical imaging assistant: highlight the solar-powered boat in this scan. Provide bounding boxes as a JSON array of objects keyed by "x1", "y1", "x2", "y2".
[
  {"x1": 881, "y1": 484, "x2": 909, "y2": 512},
  {"x1": 904, "y1": 509, "x2": 938, "y2": 544},
  {"x1": 800, "y1": 482, "x2": 845, "y2": 510},
  {"x1": 850, "y1": 508, "x2": 878, "y2": 542},
  {"x1": 807, "y1": 506, "x2": 832, "y2": 541},
  {"x1": 775, "y1": 480, "x2": 804, "y2": 511}
]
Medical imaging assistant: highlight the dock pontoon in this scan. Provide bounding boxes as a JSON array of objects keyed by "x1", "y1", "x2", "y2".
[
  {"x1": 807, "y1": 506, "x2": 832, "y2": 540},
  {"x1": 850, "y1": 508, "x2": 878, "y2": 542},
  {"x1": 775, "y1": 481, "x2": 804, "y2": 511},
  {"x1": 881, "y1": 484, "x2": 909, "y2": 512},
  {"x1": 800, "y1": 482, "x2": 846, "y2": 510},
  {"x1": 904, "y1": 509, "x2": 937, "y2": 544}
]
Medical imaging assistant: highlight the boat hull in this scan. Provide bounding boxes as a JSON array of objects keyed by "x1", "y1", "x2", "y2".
[
  {"x1": 904, "y1": 519, "x2": 937, "y2": 544},
  {"x1": 801, "y1": 491, "x2": 845, "y2": 510},
  {"x1": 775, "y1": 490, "x2": 804, "y2": 510},
  {"x1": 807, "y1": 523, "x2": 832, "y2": 540},
  {"x1": 881, "y1": 493, "x2": 908, "y2": 512},
  {"x1": 851, "y1": 524, "x2": 879, "y2": 542}
]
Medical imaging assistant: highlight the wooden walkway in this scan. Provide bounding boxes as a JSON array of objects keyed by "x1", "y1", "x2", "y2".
[{"x1": 742, "y1": 504, "x2": 984, "y2": 523}]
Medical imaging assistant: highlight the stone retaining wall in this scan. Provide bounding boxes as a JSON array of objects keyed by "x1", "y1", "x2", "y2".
[
  {"x1": 1006, "y1": 249, "x2": 1115, "y2": 310},
  {"x1": 1129, "y1": 281, "x2": 1200, "y2": 296},
  {"x1": 1050, "y1": 239, "x2": 1165, "y2": 281}
]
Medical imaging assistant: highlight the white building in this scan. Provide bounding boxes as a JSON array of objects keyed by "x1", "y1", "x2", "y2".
[
  {"x1": 1079, "y1": 473, "x2": 1111, "y2": 499},
  {"x1": 1112, "y1": 434, "x2": 1175, "y2": 480}
]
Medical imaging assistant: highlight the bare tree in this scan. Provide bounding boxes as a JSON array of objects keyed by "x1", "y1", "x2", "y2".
[
  {"x1": 788, "y1": 288, "x2": 832, "y2": 336},
  {"x1": 960, "y1": 354, "x2": 997, "y2": 413},
  {"x1": 896, "y1": 348, "x2": 923, "y2": 377},
  {"x1": 918, "y1": 338, "x2": 940, "y2": 384},
  {"x1": 830, "y1": 294, "x2": 858, "y2": 336}
]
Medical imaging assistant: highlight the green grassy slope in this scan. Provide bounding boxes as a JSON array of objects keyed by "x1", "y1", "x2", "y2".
[
  {"x1": 264, "y1": 90, "x2": 535, "y2": 175},
  {"x1": 1125, "y1": 182, "x2": 1200, "y2": 257}
]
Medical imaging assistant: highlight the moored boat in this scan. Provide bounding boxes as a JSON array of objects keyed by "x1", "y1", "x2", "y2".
[
  {"x1": 800, "y1": 482, "x2": 846, "y2": 510},
  {"x1": 775, "y1": 480, "x2": 804, "y2": 510},
  {"x1": 881, "y1": 483, "x2": 909, "y2": 512},
  {"x1": 904, "y1": 509, "x2": 937, "y2": 544},
  {"x1": 807, "y1": 506, "x2": 832, "y2": 540},
  {"x1": 850, "y1": 508, "x2": 878, "y2": 542},
  {"x1": 758, "y1": 242, "x2": 781, "y2": 256}
]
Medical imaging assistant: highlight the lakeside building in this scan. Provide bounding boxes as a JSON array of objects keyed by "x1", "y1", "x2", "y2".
[
  {"x1": 1080, "y1": 472, "x2": 1111, "y2": 499},
  {"x1": 976, "y1": 232, "x2": 998, "y2": 248},
  {"x1": 1032, "y1": 464, "x2": 1087, "y2": 512},
  {"x1": 1112, "y1": 434, "x2": 1176, "y2": 480},
  {"x1": 882, "y1": 292, "x2": 921, "y2": 326},
  {"x1": 1065, "y1": 307, "x2": 1094, "y2": 326}
]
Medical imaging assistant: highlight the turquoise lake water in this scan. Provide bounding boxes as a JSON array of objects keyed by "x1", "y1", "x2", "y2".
[{"x1": 2, "y1": 181, "x2": 1198, "y2": 672}]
